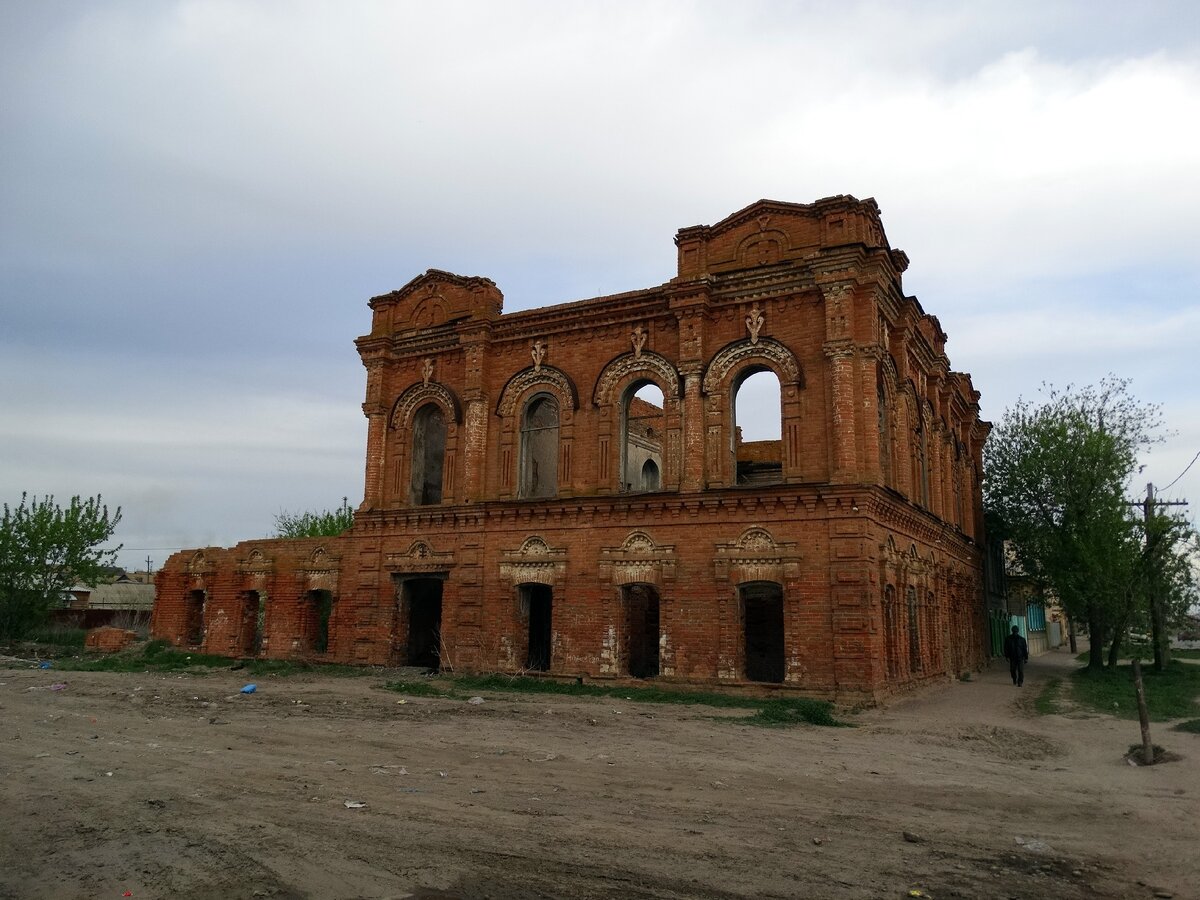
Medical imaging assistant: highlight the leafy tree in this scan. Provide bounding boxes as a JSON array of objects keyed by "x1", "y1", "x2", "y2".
[
  {"x1": 0, "y1": 494, "x2": 122, "y2": 641},
  {"x1": 984, "y1": 378, "x2": 1161, "y2": 670},
  {"x1": 273, "y1": 497, "x2": 354, "y2": 538}
]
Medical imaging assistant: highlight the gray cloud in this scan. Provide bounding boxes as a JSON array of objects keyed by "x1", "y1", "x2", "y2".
[{"x1": 2, "y1": 1, "x2": 1197, "y2": 569}]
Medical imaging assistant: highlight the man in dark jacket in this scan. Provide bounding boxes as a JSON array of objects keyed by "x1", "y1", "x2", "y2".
[{"x1": 1003, "y1": 625, "x2": 1029, "y2": 686}]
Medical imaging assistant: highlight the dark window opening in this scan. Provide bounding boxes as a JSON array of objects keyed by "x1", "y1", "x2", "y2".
[
  {"x1": 907, "y1": 587, "x2": 921, "y2": 673},
  {"x1": 403, "y1": 578, "x2": 444, "y2": 671},
  {"x1": 623, "y1": 584, "x2": 660, "y2": 678},
  {"x1": 410, "y1": 403, "x2": 446, "y2": 505},
  {"x1": 883, "y1": 585, "x2": 899, "y2": 679},
  {"x1": 241, "y1": 591, "x2": 264, "y2": 655},
  {"x1": 520, "y1": 395, "x2": 559, "y2": 498},
  {"x1": 623, "y1": 382, "x2": 665, "y2": 492},
  {"x1": 185, "y1": 590, "x2": 206, "y2": 646},
  {"x1": 733, "y1": 369, "x2": 782, "y2": 485},
  {"x1": 522, "y1": 584, "x2": 553, "y2": 671},
  {"x1": 742, "y1": 581, "x2": 785, "y2": 683}
]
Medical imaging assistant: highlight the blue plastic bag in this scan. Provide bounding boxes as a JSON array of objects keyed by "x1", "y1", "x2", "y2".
[
  {"x1": 38, "y1": 661, "x2": 52, "y2": 669},
  {"x1": 240, "y1": 683, "x2": 257, "y2": 694}
]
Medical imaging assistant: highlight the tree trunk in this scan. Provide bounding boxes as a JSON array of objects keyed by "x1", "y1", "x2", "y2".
[
  {"x1": 1067, "y1": 615, "x2": 1078, "y2": 654},
  {"x1": 1149, "y1": 585, "x2": 1170, "y2": 673},
  {"x1": 1132, "y1": 659, "x2": 1155, "y2": 765},
  {"x1": 1087, "y1": 611, "x2": 1106, "y2": 670}
]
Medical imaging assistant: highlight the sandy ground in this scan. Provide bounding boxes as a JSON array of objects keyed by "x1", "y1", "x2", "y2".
[{"x1": 1, "y1": 647, "x2": 1196, "y2": 900}]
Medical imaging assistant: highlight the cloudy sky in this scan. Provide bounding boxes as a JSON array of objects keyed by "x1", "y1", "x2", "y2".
[{"x1": 2, "y1": 0, "x2": 1197, "y2": 571}]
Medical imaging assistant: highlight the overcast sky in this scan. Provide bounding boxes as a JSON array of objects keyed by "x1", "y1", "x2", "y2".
[{"x1": 2, "y1": 0, "x2": 1198, "y2": 572}]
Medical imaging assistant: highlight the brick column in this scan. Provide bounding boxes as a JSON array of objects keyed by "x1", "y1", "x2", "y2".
[
  {"x1": 680, "y1": 365, "x2": 704, "y2": 491},
  {"x1": 824, "y1": 343, "x2": 858, "y2": 483}
]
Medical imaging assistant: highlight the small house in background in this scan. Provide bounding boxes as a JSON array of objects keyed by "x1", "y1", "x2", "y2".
[
  {"x1": 56, "y1": 573, "x2": 155, "y2": 631},
  {"x1": 1003, "y1": 545, "x2": 1063, "y2": 655}
]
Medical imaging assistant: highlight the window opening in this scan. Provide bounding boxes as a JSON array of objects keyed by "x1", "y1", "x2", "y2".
[
  {"x1": 733, "y1": 369, "x2": 782, "y2": 485},
  {"x1": 883, "y1": 585, "x2": 899, "y2": 678},
  {"x1": 410, "y1": 403, "x2": 446, "y2": 505},
  {"x1": 520, "y1": 395, "x2": 559, "y2": 498},
  {"x1": 907, "y1": 587, "x2": 921, "y2": 673},
  {"x1": 623, "y1": 382, "x2": 665, "y2": 491},
  {"x1": 742, "y1": 581, "x2": 784, "y2": 683}
]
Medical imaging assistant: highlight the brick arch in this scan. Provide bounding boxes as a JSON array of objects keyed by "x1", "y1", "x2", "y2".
[
  {"x1": 389, "y1": 381, "x2": 463, "y2": 430},
  {"x1": 592, "y1": 351, "x2": 681, "y2": 405},
  {"x1": 385, "y1": 381, "x2": 462, "y2": 506},
  {"x1": 701, "y1": 338, "x2": 804, "y2": 488},
  {"x1": 591, "y1": 352, "x2": 683, "y2": 494},
  {"x1": 496, "y1": 366, "x2": 579, "y2": 417},
  {"x1": 701, "y1": 337, "x2": 802, "y2": 394},
  {"x1": 495, "y1": 367, "x2": 579, "y2": 499}
]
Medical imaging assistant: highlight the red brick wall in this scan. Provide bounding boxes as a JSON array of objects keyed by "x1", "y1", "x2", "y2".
[{"x1": 154, "y1": 196, "x2": 990, "y2": 702}]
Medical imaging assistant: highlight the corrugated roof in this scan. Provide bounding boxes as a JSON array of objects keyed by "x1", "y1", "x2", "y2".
[{"x1": 80, "y1": 582, "x2": 156, "y2": 610}]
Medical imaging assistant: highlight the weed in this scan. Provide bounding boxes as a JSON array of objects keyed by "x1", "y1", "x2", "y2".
[
  {"x1": 26, "y1": 625, "x2": 87, "y2": 648},
  {"x1": 1172, "y1": 718, "x2": 1200, "y2": 734},
  {"x1": 1071, "y1": 661, "x2": 1200, "y2": 722},
  {"x1": 385, "y1": 673, "x2": 846, "y2": 727},
  {"x1": 1034, "y1": 677, "x2": 1061, "y2": 715}
]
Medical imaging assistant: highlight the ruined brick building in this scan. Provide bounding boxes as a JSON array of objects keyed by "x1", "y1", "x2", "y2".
[{"x1": 152, "y1": 196, "x2": 990, "y2": 701}]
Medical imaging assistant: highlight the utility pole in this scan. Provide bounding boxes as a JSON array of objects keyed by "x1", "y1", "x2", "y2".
[
  {"x1": 1130, "y1": 483, "x2": 1188, "y2": 672},
  {"x1": 146, "y1": 555, "x2": 153, "y2": 582}
]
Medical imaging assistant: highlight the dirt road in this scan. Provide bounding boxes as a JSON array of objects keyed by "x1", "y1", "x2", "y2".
[{"x1": 1, "y1": 648, "x2": 1195, "y2": 899}]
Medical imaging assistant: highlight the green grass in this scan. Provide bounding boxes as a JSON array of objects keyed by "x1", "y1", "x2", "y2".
[
  {"x1": 1076, "y1": 647, "x2": 1200, "y2": 663},
  {"x1": 1172, "y1": 718, "x2": 1200, "y2": 734},
  {"x1": 26, "y1": 626, "x2": 87, "y2": 648},
  {"x1": 384, "y1": 673, "x2": 845, "y2": 727},
  {"x1": 1034, "y1": 676, "x2": 1062, "y2": 715},
  {"x1": 48, "y1": 642, "x2": 373, "y2": 677},
  {"x1": 1070, "y1": 661, "x2": 1200, "y2": 722}
]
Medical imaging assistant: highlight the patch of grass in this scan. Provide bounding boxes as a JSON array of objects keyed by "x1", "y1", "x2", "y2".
[
  {"x1": 1172, "y1": 718, "x2": 1200, "y2": 734},
  {"x1": 1034, "y1": 676, "x2": 1062, "y2": 715},
  {"x1": 53, "y1": 644, "x2": 374, "y2": 676},
  {"x1": 385, "y1": 673, "x2": 846, "y2": 727},
  {"x1": 26, "y1": 626, "x2": 87, "y2": 648},
  {"x1": 384, "y1": 679, "x2": 448, "y2": 697},
  {"x1": 1071, "y1": 661, "x2": 1200, "y2": 722}
]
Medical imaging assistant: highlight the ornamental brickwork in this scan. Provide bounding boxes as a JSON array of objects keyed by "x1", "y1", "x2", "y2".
[{"x1": 152, "y1": 196, "x2": 991, "y2": 702}]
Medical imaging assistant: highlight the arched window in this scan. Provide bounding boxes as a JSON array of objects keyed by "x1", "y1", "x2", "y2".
[
  {"x1": 907, "y1": 586, "x2": 921, "y2": 673},
  {"x1": 410, "y1": 403, "x2": 446, "y2": 505},
  {"x1": 883, "y1": 584, "x2": 899, "y2": 679},
  {"x1": 623, "y1": 382, "x2": 665, "y2": 492},
  {"x1": 913, "y1": 418, "x2": 929, "y2": 507},
  {"x1": 732, "y1": 368, "x2": 782, "y2": 485},
  {"x1": 520, "y1": 394, "x2": 559, "y2": 498},
  {"x1": 878, "y1": 371, "x2": 892, "y2": 486}
]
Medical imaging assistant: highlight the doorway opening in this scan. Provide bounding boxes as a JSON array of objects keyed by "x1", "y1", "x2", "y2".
[
  {"x1": 622, "y1": 584, "x2": 660, "y2": 678},
  {"x1": 401, "y1": 577, "x2": 444, "y2": 670},
  {"x1": 185, "y1": 590, "x2": 205, "y2": 646},
  {"x1": 241, "y1": 591, "x2": 265, "y2": 655},
  {"x1": 742, "y1": 581, "x2": 784, "y2": 683},
  {"x1": 521, "y1": 584, "x2": 553, "y2": 671},
  {"x1": 307, "y1": 590, "x2": 334, "y2": 654}
]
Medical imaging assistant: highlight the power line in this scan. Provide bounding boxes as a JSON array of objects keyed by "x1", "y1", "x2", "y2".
[{"x1": 1161, "y1": 449, "x2": 1200, "y2": 493}]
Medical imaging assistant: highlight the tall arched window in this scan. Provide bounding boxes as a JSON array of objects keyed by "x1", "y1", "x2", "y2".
[
  {"x1": 623, "y1": 382, "x2": 665, "y2": 492},
  {"x1": 410, "y1": 403, "x2": 446, "y2": 505},
  {"x1": 877, "y1": 371, "x2": 892, "y2": 486},
  {"x1": 883, "y1": 584, "x2": 899, "y2": 679},
  {"x1": 907, "y1": 586, "x2": 921, "y2": 673},
  {"x1": 520, "y1": 394, "x2": 559, "y2": 498},
  {"x1": 732, "y1": 368, "x2": 782, "y2": 485},
  {"x1": 913, "y1": 418, "x2": 929, "y2": 507}
]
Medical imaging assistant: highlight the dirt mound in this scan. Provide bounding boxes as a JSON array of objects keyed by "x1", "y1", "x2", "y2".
[{"x1": 952, "y1": 723, "x2": 1067, "y2": 760}]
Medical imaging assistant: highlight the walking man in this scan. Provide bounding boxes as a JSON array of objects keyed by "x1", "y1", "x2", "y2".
[{"x1": 1003, "y1": 625, "x2": 1029, "y2": 686}]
